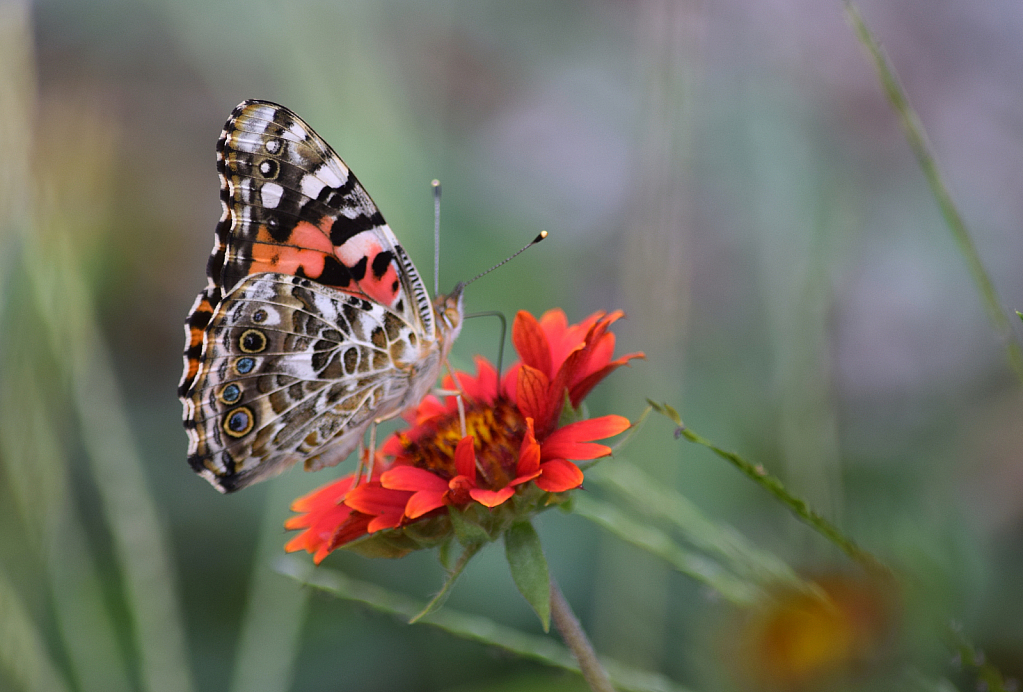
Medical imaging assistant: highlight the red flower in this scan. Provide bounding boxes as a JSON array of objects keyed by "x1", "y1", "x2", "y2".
[{"x1": 286, "y1": 309, "x2": 642, "y2": 562}]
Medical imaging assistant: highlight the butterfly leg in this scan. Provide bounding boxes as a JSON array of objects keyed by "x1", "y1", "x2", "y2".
[
  {"x1": 432, "y1": 388, "x2": 466, "y2": 438},
  {"x1": 436, "y1": 362, "x2": 467, "y2": 437},
  {"x1": 350, "y1": 423, "x2": 380, "y2": 487},
  {"x1": 357, "y1": 406, "x2": 410, "y2": 485},
  {"x1": 353, "y1": 438, "x2": 369, "y2": 486},
  {"x1": 364, "y1": 422, "x2": 378, "y2": 483}
]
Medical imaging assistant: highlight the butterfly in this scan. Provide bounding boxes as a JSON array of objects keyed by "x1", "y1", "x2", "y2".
[{"x1": 179, "y1": 100, "x2": 463, "y2": 493}]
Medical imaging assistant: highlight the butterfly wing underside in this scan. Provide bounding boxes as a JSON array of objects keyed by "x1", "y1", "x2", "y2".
[{"x1": 180, "y1": 100, "x2": 448, "y2": 492}]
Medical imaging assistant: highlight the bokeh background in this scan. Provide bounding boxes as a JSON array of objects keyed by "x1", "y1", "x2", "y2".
[{"x1": 2, "y1": 0, "x2": 1023, "y2": 690}]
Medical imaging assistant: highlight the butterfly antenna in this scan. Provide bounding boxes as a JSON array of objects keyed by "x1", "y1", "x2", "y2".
[
  {"x1": 462, "y1": 231, "x2": 548, "y2": 289},
  {"x1": 432, "y1": 180, "x2": 441, "y2": 296}
]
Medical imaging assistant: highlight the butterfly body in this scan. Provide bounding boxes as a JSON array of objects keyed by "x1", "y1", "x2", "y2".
[{"x1": 180, "y1": 100, "x2": 462, "y2": 493}]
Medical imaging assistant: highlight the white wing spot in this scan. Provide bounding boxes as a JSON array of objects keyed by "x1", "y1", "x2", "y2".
[
  {"x1": 265, "y1": 138, "x2": 280, "y2": 154},
  {"x1": 316, "y1": 163, "x2": 346, "y2": 188},
  {"x1": 250, "y1": 105, "x2": 277, "y2": 122},
  {"x1": 301, "y1": 174, "x2": 326, "y2": 201},
  {"x1": 336, "y1": 230, "x2": 380, "y2": 264},
  {"x1": 261, "y1": 182, "x2": 284, "y2": 209}
]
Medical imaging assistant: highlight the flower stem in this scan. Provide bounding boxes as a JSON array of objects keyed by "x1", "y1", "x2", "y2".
[{"x1": 549, "y1": 577, "x2": 616, "y2": 692}]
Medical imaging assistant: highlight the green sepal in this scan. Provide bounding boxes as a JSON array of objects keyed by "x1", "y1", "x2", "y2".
[
  {"x1": 437, "y1": 538, "x2": 455, "y2": 571},
  {"x1": 448, "y1": 504, "x2": 495, "y2": 546},
  {"x1": 504, "y1": 520, "x2": 551, "y2": 632},
  {"x1": 556, "y1": 492, "x2": 576, "y2": 513},
  {"x1": 340, "y1": 516, "x2": 451, "y2": 559}
]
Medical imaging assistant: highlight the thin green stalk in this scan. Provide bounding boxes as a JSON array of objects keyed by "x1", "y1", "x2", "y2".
[
  {"x1": 845, "y1": 0, "x2": 1023, "y2": 383},
  {"x1": 678, "y1": 426, "x2": 891, "y2": 577}
]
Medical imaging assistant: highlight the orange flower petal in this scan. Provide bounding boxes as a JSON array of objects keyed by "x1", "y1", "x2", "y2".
[
  {"x1": 547, "y1": 415, "x2": 632, "y2": 443},
  {"x1": 541, "y1": 440, "x2": 611, "y2": 461},
  {"x1": 289, "y1": 475, "x2": 353, "y2": 513},
  {"x1": 412, "y1": 396, "x2": 447, "y2": 424},
  {"x1": 462, "y1": 356, "x2": 499, "y2": 404},
  {"x1": 516, "y1": 364, "x2": 552, "y2": 426},
  {"x1": 513, "y1": 310, "x2": 553, "y2": 376},
  {"x1": 381, "y1": 466, "x2": 449, "y2": 492},
  {"x1": 539, "y1": 307, "x2": 569, "y2": 333},
  {"x1": 509, "y1": 469, "x2": 542, "y2": 486},
  {"x1": 405, "y1": 490, "x2": 448, "y2": 519},
  {"x1": 367, "y1": 511, "x2": 404, "y2": 533},
  {"x1": 536, "y1": 459, "x2": 584, "y2": 492},
  {"x1": 344, "y1": 483, "x2": 413, "y2": 515},
  {"x1": 324, "y1": 513, "x2": 375, "y2": 557},
  {"x1": 540, "y1": 416, "x2": 630, "y2": 460},
  {"x1": 454, "y1": 436, "x2": 476, "y2": 479},
  {"x1": 469, "y1": 486, "x2": 516, "y2": 507},
  {"x1": 517, "y1": 418, "x2": 541, "y2": 476},
  {"x1": 568, "y1": 352, "x2": 644, "y2": 406}
]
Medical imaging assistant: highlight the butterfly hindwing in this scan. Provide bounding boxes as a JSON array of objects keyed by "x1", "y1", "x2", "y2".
[{"x1": 185, "y1": 272, "x2": 437, "y2": 492}]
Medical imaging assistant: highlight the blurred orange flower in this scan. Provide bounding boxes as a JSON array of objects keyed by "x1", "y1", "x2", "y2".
[{"x1": 728, "y1": 573, "x2": 896, "y2": 692}]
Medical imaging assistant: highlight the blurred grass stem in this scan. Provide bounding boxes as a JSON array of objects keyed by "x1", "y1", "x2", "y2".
[
  {"x1": 678, "y1": 425, "x2": 891, "y2": 577},
  {"x1": 845, "y1": 1, "x2": 1023, "y2": 384},
  {"x1": 28, "y1": 229, "x2": 195, "y2": 692}
]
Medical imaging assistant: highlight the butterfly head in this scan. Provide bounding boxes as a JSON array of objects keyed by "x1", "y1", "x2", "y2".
[{"x1": 434, "y1": 283, "x2": 465, "y2": 356}]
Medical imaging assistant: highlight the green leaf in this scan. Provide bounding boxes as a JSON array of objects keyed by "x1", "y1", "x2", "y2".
[
  {"x1": 504, "y1": 521, "x2": 551, "y2": 631},
  {"x1": 1017, "y1": 310, "x2": 1023, "y2": 322}
]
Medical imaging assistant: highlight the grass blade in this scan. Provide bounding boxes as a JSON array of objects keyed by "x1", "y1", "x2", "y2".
[
  {"x1": 228, "y1": 481, "x2": 310, "y2": 692},
  {"x1": 845, "y1": 0, "x2": 1023, "y2": 383},
  {"x1": 573, "y1": 494, "x2": 760, "y2": 605},
  {"x1": 278, "y1": 557, "x2": 697, "y2": 692},
  {"x1": 27, "y1": 238, "x2": 196, "y2": 692},
  {"x1": 590, "y1": 461, "x2": 800, "y2": 587},
  {"x1": 0, "y1": 570, "x2": 71, "y2": 692}
]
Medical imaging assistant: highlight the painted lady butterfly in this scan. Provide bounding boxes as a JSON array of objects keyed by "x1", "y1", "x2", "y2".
[{"x1": 179, "y1": 100, "x2": 463, "y2": 493}]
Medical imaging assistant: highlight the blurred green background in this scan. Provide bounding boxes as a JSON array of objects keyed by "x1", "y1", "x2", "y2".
[{"x1": 2, "y1": 0, "x2": 1023, "y2": 690}]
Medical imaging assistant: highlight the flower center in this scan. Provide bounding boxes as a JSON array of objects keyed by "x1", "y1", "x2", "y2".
[{"x1": 394, "y1": 398, "x2": 526, "y2": 489}]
